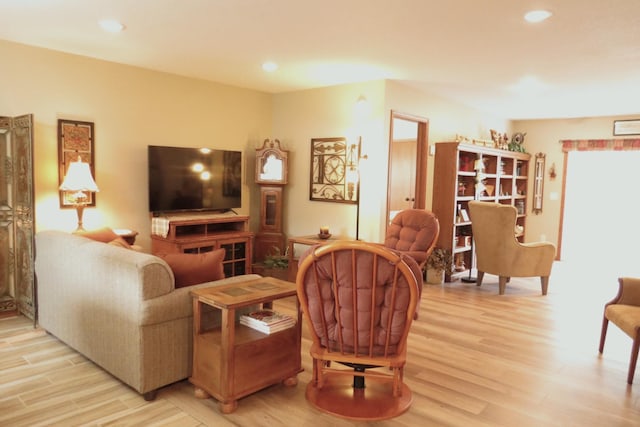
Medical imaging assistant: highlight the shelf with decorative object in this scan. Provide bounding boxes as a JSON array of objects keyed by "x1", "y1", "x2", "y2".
[{"x1": 432, "y1": 142, "x2": 530, "y2": 282}]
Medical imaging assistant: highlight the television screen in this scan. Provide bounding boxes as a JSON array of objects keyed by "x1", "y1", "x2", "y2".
[{"x1": 148, "y1": 145, "x2": 242, "y2": 214}]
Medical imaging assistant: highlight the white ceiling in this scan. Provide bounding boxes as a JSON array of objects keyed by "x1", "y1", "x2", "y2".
[{"x1": 1, "y1": 0, "x2": 640, "y2": 120}]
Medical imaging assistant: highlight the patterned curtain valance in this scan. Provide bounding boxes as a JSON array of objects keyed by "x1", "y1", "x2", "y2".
[{"x1": 561, "y1": 138, "x2": 640, "y2": 152}]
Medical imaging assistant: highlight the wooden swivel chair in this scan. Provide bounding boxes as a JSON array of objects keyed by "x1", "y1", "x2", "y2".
[
  {"x1": 599, "y1": 277, "x2": 640, "y2": 384},
  {"x1": 468, "y1": 201, "x2": 556, "y2": 295},
  {"x1": 296, "y1": 240, "x2": 421, "y2": 420}
]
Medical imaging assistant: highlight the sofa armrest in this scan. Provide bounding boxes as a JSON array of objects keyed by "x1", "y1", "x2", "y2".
[{"x1": 140, "y1": 274, "x2": 263, "y2": 325}]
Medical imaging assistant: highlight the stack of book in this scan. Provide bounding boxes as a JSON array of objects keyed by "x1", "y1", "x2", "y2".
[{"x1": 240, "y1": 309, "x2": 295, "y2": 334}]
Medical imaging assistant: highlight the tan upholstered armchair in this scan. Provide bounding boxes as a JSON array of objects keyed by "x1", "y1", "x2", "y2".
[
  {"x1": 599, "y1": 277, "x2": 640, "y2": 384},
  {"x1": 384, "y1": 209, "x2": 440, "y2": 270},
  {"x1": 468, "y1": 201, "x2": 556, "y2": 295},
  {"x1": 296, "y1": 240, "x2": 420, "y2": 420}
]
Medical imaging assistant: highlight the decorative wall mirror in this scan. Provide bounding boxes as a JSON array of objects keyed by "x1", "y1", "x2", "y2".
[
  {"x1": 255, "y1": 138, "x2": 288, "y2": 184},
  {"x1": 533, "y1": 152, "x2": 545, "y2": 214}
]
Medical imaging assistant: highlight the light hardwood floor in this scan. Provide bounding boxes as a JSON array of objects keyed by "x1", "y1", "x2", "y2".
[{"x1": 1, "y1": 262, "x2": 639, "y2": 426}]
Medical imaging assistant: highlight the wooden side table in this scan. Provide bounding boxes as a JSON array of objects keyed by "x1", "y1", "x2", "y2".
[
  {"x1": 189, "y1": 276, "x2": 302, "y2": 413},
  {"x1": 287, "y1": 235, "x2": 338, "y2": 281}
]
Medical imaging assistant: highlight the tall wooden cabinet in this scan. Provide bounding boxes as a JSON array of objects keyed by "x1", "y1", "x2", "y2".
[
  {"x1": 151, "y1": 215, "x2": 254, "y2": 277},
  {"x1": 432, "y1": 142, "x2": 530, "y2": 281}
]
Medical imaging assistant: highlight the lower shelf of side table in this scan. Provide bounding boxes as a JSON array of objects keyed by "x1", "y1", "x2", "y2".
[{"x1": 189, "y1": 323, "x2": 302, "y2": 410}]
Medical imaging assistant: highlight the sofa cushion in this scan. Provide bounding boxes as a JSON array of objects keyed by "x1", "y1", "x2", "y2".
[
  {"x1": 161, "y1": 249, "x2": 225, "y2": 288},
  {"x1": 76, "y1": 227, "x2": 119, "y2": 243}
]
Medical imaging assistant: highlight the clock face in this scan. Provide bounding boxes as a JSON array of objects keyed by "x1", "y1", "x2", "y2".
[
  {"x1": 323, "y1": 155, "x2": 345, "y2": 184},
  {"x1": 255, "y1": 145, "x2": 288, "y2": 184}
]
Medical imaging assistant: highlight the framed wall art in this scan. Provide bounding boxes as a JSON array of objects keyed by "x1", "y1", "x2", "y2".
[
  {"x1": 309, "y1": 137, "x2": 358, "y2": 204},
  {"x1": 613, "y1": 119, "x2": 640, "y2": 136},
  {"x1": 58, "y1": 119, "x2": 95, "y2": 208}
]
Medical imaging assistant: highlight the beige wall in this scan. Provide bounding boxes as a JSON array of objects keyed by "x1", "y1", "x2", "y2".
[
  {"x1": 270, "y1": 81, "x2": 387, "y2": 243},
  {"x1": 271, "y1": 80, "x2": 513, "y2": 243},
  {"x1": 513, "y1": 115, "x2": 640, "y2": 256},
  {"x1": 6, "y1": 38, "x2": 632, "y2": 258},
  {"x1": 0, "y1": 40, "x2": 272, "y2": 251},
  {"x1": 383, "y1": 81, "x2": 511, "y2": 220}
]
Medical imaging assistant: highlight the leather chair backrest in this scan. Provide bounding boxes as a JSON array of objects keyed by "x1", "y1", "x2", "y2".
[{"x1": 297, "y1": 241, "x2": 420, "y2": 357}]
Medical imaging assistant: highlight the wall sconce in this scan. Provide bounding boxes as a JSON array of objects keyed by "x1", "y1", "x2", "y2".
[
  {"x1": 355, "y1": 95, "x2": 370, "y2": 119},
  {"x1": 59, "y1": 156, "x2": 99, "y2": 231},
  {"x1": 549, "y1": 162, "x2": 557, "y2": 180}
]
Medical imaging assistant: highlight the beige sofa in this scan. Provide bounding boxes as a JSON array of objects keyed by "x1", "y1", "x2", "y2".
[{"x1": 35, "y1": 230, "x2": 260, "y2": 400}]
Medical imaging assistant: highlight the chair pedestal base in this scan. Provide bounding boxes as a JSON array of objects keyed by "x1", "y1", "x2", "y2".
[{"x1": 305, "y1": 374, "x2": 412, "y2": 421}]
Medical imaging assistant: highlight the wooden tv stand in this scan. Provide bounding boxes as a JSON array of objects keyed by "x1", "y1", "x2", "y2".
[{"x1": 151, "y1": 213, "x2": 254, "y2": 277}]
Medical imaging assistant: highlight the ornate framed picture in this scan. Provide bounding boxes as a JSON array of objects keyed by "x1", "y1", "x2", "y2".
[
  {"x1": 58, "y1": 119, "x2": 95, "y2": 208},
  {"x1": 309, "y1": 137, "x2": 358, "y2": 204}
]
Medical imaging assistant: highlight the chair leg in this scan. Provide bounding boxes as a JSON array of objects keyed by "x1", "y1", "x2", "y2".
[
  {"x1": 476, "y1": 271, "x2": 484, "y2": 287},
  {"x1": 628, "y1": 334, "x2": 640, "y2": 385},
  {"x1": 498, "y1": 276, "x2": 508, "y2": 295},
  {"x1": 540, "y1": 276, "x2": 549, "y2": 295},
  {"x1": 599, "y1": 316, "x2": 608, "y2": 354}
]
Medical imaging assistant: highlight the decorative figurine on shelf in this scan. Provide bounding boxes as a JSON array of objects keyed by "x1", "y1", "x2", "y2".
[
  {"x1": 458, "y1": 180, "x2": 467, "y2": 196},
  {"x1": 490, "y1": 129, "x2": 510, "y2": 150},
  {"x1": 454, "y1": 253, "x2": 466, "y2": 272},
  {"x1": 509, "y1": 132, "x2": 527, "y2": 152}
]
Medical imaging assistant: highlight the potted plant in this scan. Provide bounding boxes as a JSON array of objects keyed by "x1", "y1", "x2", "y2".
[
  {"x1": 425, "y1": 248, "x2": 453, "y2": 284},
  {"x1": 262, "y1": 246, "x2": 289, "y2": 280}
]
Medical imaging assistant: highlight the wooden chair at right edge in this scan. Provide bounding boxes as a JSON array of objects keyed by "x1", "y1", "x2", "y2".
[
  {"x1": 296, "y1": 240, "x2": 421, "y2": 421},
  {"x1": 599, "y1": 277, "x2": 640, "y2": 384}
]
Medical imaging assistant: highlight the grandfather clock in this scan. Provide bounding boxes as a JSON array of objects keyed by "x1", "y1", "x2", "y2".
[{"x1": 254, "y1": 139, "x2": 288, "y2": 263}]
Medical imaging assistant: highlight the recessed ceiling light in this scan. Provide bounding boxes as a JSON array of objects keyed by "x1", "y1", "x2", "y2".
[
  {"x1": 524, "y1": 10, "x2": 552, "y2": 23},
  {"x1": 262, "y1": 62, "x2": 278, "y2": 72},
  {"x1": 99, "y1": 19, "x2": 125, "y2": 33}
]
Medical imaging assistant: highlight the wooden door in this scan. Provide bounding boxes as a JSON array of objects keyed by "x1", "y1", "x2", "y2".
[
  {"x1": 388, "y1": 138, "x2": 417, "y2": 212},
  {"x1": 386, "y1": 112, "x2": 428, "y2": 227}
]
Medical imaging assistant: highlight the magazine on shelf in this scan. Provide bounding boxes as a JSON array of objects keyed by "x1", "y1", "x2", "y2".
[{"x1": 240, "y1": 309, "x2": 295, "y2": 334}]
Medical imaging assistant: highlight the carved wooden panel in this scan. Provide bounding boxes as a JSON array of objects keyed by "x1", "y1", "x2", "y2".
[{"x1": 0, "y1": 114, "x2": 35, "y2": 319}]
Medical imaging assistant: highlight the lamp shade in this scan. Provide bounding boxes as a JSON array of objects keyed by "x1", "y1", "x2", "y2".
[{"x1": 59, "y1": 157, "x2": 99, "y2": 192}]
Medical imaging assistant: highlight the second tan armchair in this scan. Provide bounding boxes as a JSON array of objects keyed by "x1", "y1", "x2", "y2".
[
  {"x1": 599, "y1": 277, "x2": 640, "y2": 384},
  {"x1": 468, "y1": 201, "x2": 556, "y2": 295}
]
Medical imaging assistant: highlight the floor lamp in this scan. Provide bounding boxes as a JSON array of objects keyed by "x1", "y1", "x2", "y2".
[{"x1": 346, "y1": 137, "x2": 364, "y2": 240}]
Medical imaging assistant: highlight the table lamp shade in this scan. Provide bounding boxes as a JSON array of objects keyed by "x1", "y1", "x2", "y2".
[{"x1": 60, "y1": 157, "x2": 99, "y2": 193}]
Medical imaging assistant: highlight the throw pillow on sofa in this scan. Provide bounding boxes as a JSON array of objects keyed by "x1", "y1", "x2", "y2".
[
  {"x1": 76, "y1": 227, "x2": 119, "y2": 243},
  {"x1": 161, "y1": 249, "x2": 226, "y2": 288}
]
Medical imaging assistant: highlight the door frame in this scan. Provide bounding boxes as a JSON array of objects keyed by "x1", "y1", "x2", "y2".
[{"x1": 386, "y1": 111, "x2": 429, "y2": 231}]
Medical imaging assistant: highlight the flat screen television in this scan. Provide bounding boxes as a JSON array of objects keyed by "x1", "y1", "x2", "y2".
[{"x1": 148, "y1": 145, "x2": 242, "y2": 214}]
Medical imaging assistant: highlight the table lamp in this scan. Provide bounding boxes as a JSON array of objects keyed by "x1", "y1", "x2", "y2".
[{"x1": 59, "y1": 156, "x2": 99, "y2": 231}]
